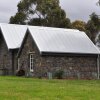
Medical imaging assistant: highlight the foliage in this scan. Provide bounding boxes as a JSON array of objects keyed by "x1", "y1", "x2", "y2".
[
  {"x1": 54, "y1": 70, "x2": 64, "y2": 79},
  {"x1": 71, "y1": 13, "x2": 100, "y2": 43},
  {"x1": 16, "y1": 70, "x2": 25, "y2": 76},
  {"x1": 98, "y1": 0, "x2": 100, "y2": 6},
  {"x1": 86, "y1": 12, "x2": 100, "y2": 43},
  {"x1": 9, "y1": 0, "x2": 71, "y2": 28},
  {"x1": 10, "y1": 12, "x2": 26, "y2": 24},
  {"x1": 72, "y1": 20, "x2": 86, "y2": 31},
  {"x1": 96, "y1": 34, "x2": 100, "y2": 47},
  {"x1": 90, "y1": 13, "x2": 100, "y2": 30},
  {"x1": 9, "y1": 0, "x2": 100, "y2": 43}
]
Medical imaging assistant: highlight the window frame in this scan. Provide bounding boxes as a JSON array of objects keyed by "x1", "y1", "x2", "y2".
[{"x1": 29, "y1": 53, "x2": 34, "y2": 72}]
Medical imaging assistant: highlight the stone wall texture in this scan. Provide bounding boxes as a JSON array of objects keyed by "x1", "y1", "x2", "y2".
[
  {"x1": 0, "y1": 32, "x2": 12, "y2": 75},
  {"x1": 18, "y1": 33, "x2": 99, "y2": 79}
]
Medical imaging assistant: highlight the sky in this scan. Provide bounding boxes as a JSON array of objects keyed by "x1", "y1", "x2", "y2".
[{"x1": 0, "y1": 0, "x2": 99, "y2": 23}]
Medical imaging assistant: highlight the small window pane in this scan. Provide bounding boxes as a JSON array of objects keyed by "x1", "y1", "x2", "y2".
[{"x1": 30, "y1": 54, "x2": 34, "y2": 72}]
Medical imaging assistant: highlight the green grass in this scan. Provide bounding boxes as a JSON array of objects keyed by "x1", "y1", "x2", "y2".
[{"x1": 0, "y1": 77, "x2": 100, "y2": 100}]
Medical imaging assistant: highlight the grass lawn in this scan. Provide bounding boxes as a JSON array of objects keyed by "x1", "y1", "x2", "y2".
[{"x1": 0, "y1": 77, "x2": 100, "y2": 100}]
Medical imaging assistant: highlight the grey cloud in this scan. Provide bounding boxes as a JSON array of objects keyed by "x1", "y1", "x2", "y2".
[
  {"x1": 60, "y1": 0, "x2": 100, "y2": 22},
  {"x1": 0, "y1": 0, "x2": 99, "y2": 23},
  {"x1": 0, "y1": 0, "x2": 20, "y2": 23}
]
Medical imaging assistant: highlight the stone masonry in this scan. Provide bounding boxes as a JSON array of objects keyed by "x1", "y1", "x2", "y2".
[
  {"x1": 0, "y1": 32, "x2": 13, "y2": 75},
  {"x1": 18, "y1": 32, "x2": 98, "y2": 79}
]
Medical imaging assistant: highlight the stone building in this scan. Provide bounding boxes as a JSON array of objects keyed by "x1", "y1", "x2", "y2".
[
  {"x1": 17, "y1": 26, "x2": 100, "y2": 79},
  {"x1": 0, "y1": 23, "x2": 27, "y2": 75}
]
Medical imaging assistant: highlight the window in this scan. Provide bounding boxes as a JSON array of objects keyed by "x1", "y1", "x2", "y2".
[{"x1": 30, "y1": 54, "x2": 34, "y2": 72}]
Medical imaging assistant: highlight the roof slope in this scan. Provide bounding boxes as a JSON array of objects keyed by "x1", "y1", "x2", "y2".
[
  {"x1": 0, "y1": 23, "x2": 27, "y2": 49},
  {"x1": 28, "y1": 26, "x2": 100, "y2": 54}
]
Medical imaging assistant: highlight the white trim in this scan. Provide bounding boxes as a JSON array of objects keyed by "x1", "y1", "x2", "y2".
[{"x1": 30, "y1": 54, "x2": 34, "y2": 72}]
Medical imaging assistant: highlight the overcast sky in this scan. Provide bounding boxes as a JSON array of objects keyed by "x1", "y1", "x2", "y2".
[{"x1": 0, "y1": 0, "x2": 99, "y2": 23}]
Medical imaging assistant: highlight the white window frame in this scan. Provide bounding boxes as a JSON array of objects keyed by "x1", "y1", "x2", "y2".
[{"x1": 30, "y1": 54, "x2": 34, "y2": 72}]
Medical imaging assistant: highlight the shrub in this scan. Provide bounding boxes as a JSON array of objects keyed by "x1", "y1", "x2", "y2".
[
  {"x1": 16, "y1": 70, "x2": 25, "y2": 76},
  {"x1": 54, "y1": 70, "x2": 64, "y2": 79}
]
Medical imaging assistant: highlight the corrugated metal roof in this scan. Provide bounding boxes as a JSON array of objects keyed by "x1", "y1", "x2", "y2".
[
  {"x1": 0, "y1": 23, "x2": 27, "y2": 49},
  {"x1": 28, "y1": 26, "x2": 100, "y2": 54},
  {"x1": 0, "y1": 23, "x2": 99, "y2": 54}
]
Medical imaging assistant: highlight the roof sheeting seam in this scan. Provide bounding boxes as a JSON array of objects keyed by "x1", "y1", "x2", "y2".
[
  {"x1": 28, "y1": 26, "x2": 100, "y2": 54},
  {"x1": 0, "y1": 23, "x2": 27, "y2": 49},
  {"x1": 0, "y1": 23, "x2": 99, "y2": 54}
]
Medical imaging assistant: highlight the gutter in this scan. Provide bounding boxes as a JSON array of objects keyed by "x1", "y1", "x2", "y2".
[{"x1": 97, "y1": 54, "x2": 100, "y2": 79}]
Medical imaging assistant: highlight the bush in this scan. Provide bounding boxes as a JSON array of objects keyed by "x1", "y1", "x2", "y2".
[
  {"x1": 16, "y1": 70, "x2": 25, "y2": 76},
  {"x1": 54, "y1": 70, "x2": 64, "y2": 79}
]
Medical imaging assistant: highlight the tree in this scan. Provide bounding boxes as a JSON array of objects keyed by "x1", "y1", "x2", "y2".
[
  {"x1": 72, "y1": 20, "x2": 86, "y2": 32},
  {"x1": 96, "y1": 0, "x2": 100, "y2": 6},
  {"x1": 9, "y1": 0, "x2": 71, "y2": 28},
  {"x1": 86, "y1": 12, "x2": 100, "y2": 43},
  {"x1": 96, "y1": 34, "x2": 100, "y2": 48},
  {"x1": 90, "y1": 13, "x2": 100, "y2": 30},
  {"x1": 10, "y1": 12, "x2": 26, "y2": 24}
]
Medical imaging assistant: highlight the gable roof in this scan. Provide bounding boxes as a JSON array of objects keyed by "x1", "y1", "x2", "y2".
[
  {"x1": 27, "y1": 26, "x2": 100, "y2": 55},
  {"x1": 0, "y1": 23, "x2": 99, "y2": 55},
  {"x1": 0, "y1": 23, "x2": 27, "y2": 49}
]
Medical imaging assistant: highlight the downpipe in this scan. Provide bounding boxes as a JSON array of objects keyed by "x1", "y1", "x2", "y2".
[{"x1": 97, "y1": 54, "x2": 100, "y2": 79}]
